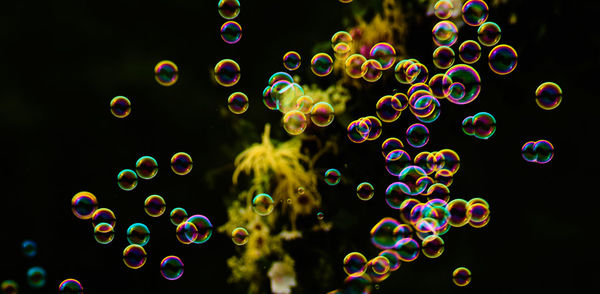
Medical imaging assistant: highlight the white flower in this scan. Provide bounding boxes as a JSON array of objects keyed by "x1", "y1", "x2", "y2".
[{"x1": 267, "y1": 261, "x2": 296, "y2": 294}]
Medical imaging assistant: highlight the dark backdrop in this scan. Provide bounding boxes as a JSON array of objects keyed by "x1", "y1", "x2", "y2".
[{"x1": 1, "y1": 0, "x2": 597, "y2": 293}]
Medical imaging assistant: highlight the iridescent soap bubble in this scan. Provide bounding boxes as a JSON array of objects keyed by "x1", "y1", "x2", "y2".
[
  {"x1": 71, "y1": 191, "x2": 98, "y2": 220},
  {"x1": 406, "y1": 123, "x2": 430, "y2": 148},
  {"x1": 283, "y1": 51, "x2": 301, "y2": 71},
  {"x1": 533, "y1": 140, "x2": 554, "y2": 164},
  {"x1": 324, "y1": 168, "x2": 342, "y2": 185},
  {"x1": 252, "y1": 194, "x2": 274, "y2": 216},
  {"x1": 127, "y1": 223, "x2": 150, "y2": 246},
  {"x1": 361, "y1": 59, "x2": 383, "y2": 82},
  {"x1": 311, "y1": 53, "x2": 333, "y2": 77},
  {"x1": 27, "y1": 266, "x2": 46, "y2": 288},
  {"x1": 110, "y1": 96, "x2": 131, "y2": 118},
  {"x1": 370, "y1": 217, "x2": 401, "y2": 250},
  {"x1": 93, "y1": 222, "x2": 115, "y2": 244},
  {"x1": 345, "y1": 54, "x2": 367, "y2": 78},
  {"x1": 452, "y1": 267, "x2": 472, "y2": 286},
  {"x1": 220, "y1": 21, "x2": 242, "y2": 44},
  {"x1": 187, "y1": 215, "x2": 213, "y2": 244},
  {"x1": 227, "y1": 92, "x2": 249, "y2": 114},
  {"x1": 462, "y1": 0, "x2": 488, "y2": 26},
  {"x1": 398, "y1": 165, "x2": 429, "y2": 195},
  {"x1": 477, "y1": 22, "x2": 501, "y2": 47},
  {"x1": 160, "y1": 256, "x2": 184, "y2": 280},
  {"x1": 123, "y1": 244, "x2": 147, "y2": 269},
  {"x1": 376, "y1": 95, "x2": 403, "y2": 123},
  {"x1": 467, "y1": 202, "x2": 490, "y2": 222},
  {"x1": 438, "y1": 148, "x2": 461, "y2": 174},
  {"x1": 175, "y1": 221, "x2": 198, "y2": 244},
  {"x1": 1, "y1": 280, "x2": 18, "y2": 294},
  {"x1": 421, "y1": 235, "x2": 445, "y2": 258},
  {"x1": 445, "y1": 64, "x2": 481, "y2": 104},
  {"x1": 22, "y1": 240, "x2": 37, "y2": 258},
  {"x1": 488, "y1": 44, "x2": 518, "y2": 75},
  {"x1": 432, "y1": 46, "x2": 455, "y2": 69},
  {"x1": 356, "y1": 182, "x2": 375, "y2": 201},
  {"x1": 135, "y1": 156, "x2": 158, "y2": 180},
  {"x1": 407, "y1": 62, "x2": 429, "y2": 84},
  {"x1": 369, "y1": 256, "x2": 390, "y2": 275},
  {"x1": 283, "y1": 110, "x2": 308, "y2": 135},
  {"x1": 459, "y1": 40, "x2": 482, "y2": 64},
  {"x1": 364, "y1": 116, "x2": 382, "y2": 141},
  {"x1": 385, "y1": 150, "x2": 411, "y2": 177},
  {"x1": 429, "y1": 74, "x2": 453, "y2": 99},
  {"x1": 394, "y1": 59, "x2": 416, "y2": 84},
  {"x1": 426, "y1": 183, "x2": 450, "y2": 202},
  {"x1": 171, "y1": 152, "x2": 192, "y2": 175},
  {"x1": 331, "y1": 31, "x2": 353, "y2": 51},
  {"x1": 310, "y1": 102, "x2": 335, "y2": 127},
  {"x1": 214, "y1": 59, "x2": 241, "y2": 87},
  {"x1": 471, "y1": 112, "x2": 496, "y2": 139},
  {"x1": 117, "y1": 169, "x2": 137, "y2": 191},
  {"x1": 231, "y1": 227, "x2": 249, "y2": 245},
  {"x1": 535, "y1": 82, "x2": 562, "y2": 110},
  {"x1": 347, "y1": 118, "x2": 370, "y2": 143},
  {"x1": 385, "y1": 182, "x2": 410, "y2": 209},
  {"x1": 92, "y1": 208, "x2": 116, "y2": 228},
  {"x1": 154, "y1": 60, "x2": 178, "y2": 86},
  {"x1": 447, "y1": 198, "x2": 470, "y2": 227},
  {"x1": 379, "y1": 250, "x2": 402, "y2": 271},
  {"x1": 381, "y1": 137, "x2": 404, "y2": 157},
  {"x1": 268, "y1": 71, "x2": 294, "y2": 85},
  {"x1": 395, "y1": 238, "x2": 420, "y2": 262},
  {"x1": 434, "y1": 0, "x2": 454, "y2": 19},
  {"x1": 434, "y1": 169, "x2": 453, "y2": 186},
  {"x1": 369, "y1": 42, "x2": 396, "y2": 70},
  {"x1": 144, "y1": 195, "x2": 166, "y2": 217},
  {"x1": 295, "y1": 95, "x2": 314, "y2": 114},
  {"x1": 343, "y1": 252, "x2": 367, "y2": 276},
  {"x1": 218, "y1": 0, "x2": 240, "y2": 20},
  {"x1": 170, "y1": 207, "x2": 188, "y2": 226},
  {"x1": 58, "y1": 279, "x2": 83, "y2": 293},
  {"x1": 432, "y1": 20, "x2": 458, "y2": 47},
  {"x1": 317, "y1": 211, "x2": 325, "y2": 220}
]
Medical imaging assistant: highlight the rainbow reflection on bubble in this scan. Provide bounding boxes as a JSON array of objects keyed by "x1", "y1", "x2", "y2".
[
  {"x1": 117, "y1": 169, "x2": 138, "y2": 191},
  {"x1": 488, "y1": 44, "x2": 518, "y2": 75},
  {"x1": 135, "y1": 156, "x2": 158, "y2": 180},
  {"x1": 370, "y1": 217, "x2": 402, "y2": 250},
  {"x1": 311, "y1": 53, "x2": 333, "y2": 77},
  {"x1": 127, "y1": 223, "x2": 150, "y2": 246},
  {"x1": 452, "y1": 267, "x2": 472, "y2": 286},
  {"x1": 214, "y1": 59, "x2": 241, "y2": 87},
  {"x1": 171, "y1": 152, "x2": 193, "y2": 175},
  {"x1": 71, "y1": 191, "x2": 98, "y2": 220},
  {"x1": 218, "y1": 0, "x2": 240, "y2": 20},
  {"x1": 110, "y1": 96, "x2": 131, "y2": 118},
  {"x1": 283, "y1": 51, "x2": 301, "y2": 71},
  {"x1": 58, "y1": 278, "x2": 83, "y2": 294},
  {"x1": 160, "y1": 256, "x2": 184, "y2": 280},
  {"x1": 228, "y1": 92, "x2": 249, "y2": 114},
  {"x1": 535, "y1": 82, "x2": 562, "y2": 110},
  {"x1": 123, "y1": 244, "x2": 147, "y2": 269},
  {"x1": 462, "y1": 0, "x2": 488, "y2": 26},
  {"x1": 154, "y1": 60, "x2": 178, "y2": 86},
  {"x1": 220, "y1": 21, "x2": 242, "y2": 44},
  {"x1": 432, "y1": 20, "x2": 458, "y2": 47},
  {"x1": 343, "y1": 252, "x2": 367, "y2": 276}
]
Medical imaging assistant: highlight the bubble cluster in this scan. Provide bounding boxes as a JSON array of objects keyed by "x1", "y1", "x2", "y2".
[
  {"x1": 187, "y1": 215, "x2": 213, "y2": 244},
  {"x1": 462, "y1": 112, "x2": 496, "y2": 139},
  {"x1": 176, "y1": 221, "x2": 198, "y2": 244},
  {"x1": 521, "y1": 140, "x2": 554, "y2": 164},
  {"x1": 110, "y1": 96, "x2": 131, "y2": 118}
]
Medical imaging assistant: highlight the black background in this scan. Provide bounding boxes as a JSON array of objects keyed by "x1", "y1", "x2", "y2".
[{"x1": 1, "y1": 0, "x2": 597, "y2": 293}]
